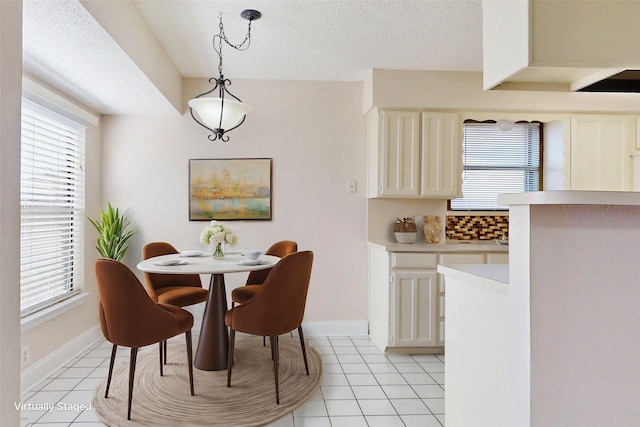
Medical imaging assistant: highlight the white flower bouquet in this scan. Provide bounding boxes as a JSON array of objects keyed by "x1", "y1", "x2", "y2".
[{"x1": 199, "y1": 220, "x2": 237, "y2": 259}]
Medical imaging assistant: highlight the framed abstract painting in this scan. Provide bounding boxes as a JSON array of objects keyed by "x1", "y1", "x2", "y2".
[{"x1": 189, "y1": 158, "x2": 272, "y2": 220}]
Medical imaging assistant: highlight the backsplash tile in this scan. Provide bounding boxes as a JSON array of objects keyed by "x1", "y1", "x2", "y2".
[{"x1": 446, "y1": 215, "x2": 509, "y2": 240}]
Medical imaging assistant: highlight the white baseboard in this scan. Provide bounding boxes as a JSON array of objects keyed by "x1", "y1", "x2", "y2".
[
  {"x1": 21, "y1": 325, "x2": 103, "y2": 397},
  {"x1": 301, "y1": 321, "x2": 369, "y2": 337}
]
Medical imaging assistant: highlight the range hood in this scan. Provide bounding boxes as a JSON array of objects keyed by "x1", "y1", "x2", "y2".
[
  {"x1": 578, "y1": 70, "x2": 640, "y2": 93},
  {"x1": 483, "y1": 0, "x2": 640, "y2": 93}
]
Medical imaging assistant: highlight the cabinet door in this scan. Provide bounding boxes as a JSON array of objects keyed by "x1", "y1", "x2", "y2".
[
  {"x1": 420, "y1": 112, "x2": 462, "y2": 197},
  {"x1": 570, "y1": 115, "x2": 634, "y2": 191},
  {"x1": 378, "y1": 111, "x2": 421, "y2": 197},
  {"x1": 390, "y1": 269, "x2": 438, "y2": 347},
  {"x1": 486, "y1": 252, "x2": 509, "y2": 264}
]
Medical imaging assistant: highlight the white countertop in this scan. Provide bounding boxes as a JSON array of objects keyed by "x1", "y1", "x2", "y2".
[
  {"x1": 498, "y1": 190, "x2": 640, "y2": 206},
  {"x1": 437, "y1": 263, "x2": 509, "y2": 294},
  {"x1": 369, "y1": 240, "x2": 509, "y2": 253}
]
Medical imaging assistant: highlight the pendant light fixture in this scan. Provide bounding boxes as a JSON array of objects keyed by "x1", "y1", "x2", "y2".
[{"x1": 189, "y1": 9, "x2": 261, "y2": 142}]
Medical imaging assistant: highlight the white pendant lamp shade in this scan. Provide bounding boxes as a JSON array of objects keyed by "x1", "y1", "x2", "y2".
[{"x1": 188, "y1": 98, "x2": 251, "y2": 131}]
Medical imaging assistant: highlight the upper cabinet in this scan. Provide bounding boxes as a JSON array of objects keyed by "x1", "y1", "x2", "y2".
[
  {"x1": 368, "y1": 108, "x2": 461, "y2": 198},
  {"x1": 570, "y1": 114, "x2": 635, "y2": 191},
  {"x1": 368, "y1": 110, "x2": 421, "y2": 197}
]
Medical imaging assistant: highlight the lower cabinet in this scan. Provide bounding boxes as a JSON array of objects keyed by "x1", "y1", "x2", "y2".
[
  {"x1": 368, "y1": 243, "x2": 508, "y2": 352},
  {"x1": 391, "y1": 268, "x2": 438, "y2": 347}
]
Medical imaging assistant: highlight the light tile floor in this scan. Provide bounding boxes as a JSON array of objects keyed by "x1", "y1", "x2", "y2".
[{"x1": 20, "y1": 336, "x2": 445, "y2": 426}]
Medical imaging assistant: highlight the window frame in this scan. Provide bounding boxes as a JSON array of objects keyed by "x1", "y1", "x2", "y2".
[
  {"x1": 19, "y1": 97, "x2": 87, "y2": 318},
  {"x1": 448, "y1": 120, "x2": 544, "y2": 211}
]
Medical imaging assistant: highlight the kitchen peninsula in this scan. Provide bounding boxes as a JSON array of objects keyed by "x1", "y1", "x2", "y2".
[
  {"x1": 368, "y1": 239, "x2": 508, "y2": 352},
  {"x1": 438, "y1": 191, "x2": 640, "y2": 427}
]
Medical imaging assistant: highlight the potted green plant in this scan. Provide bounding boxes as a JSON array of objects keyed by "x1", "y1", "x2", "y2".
[{"x1": 87, "y1": 203, "x2": 136, "y2": 261}]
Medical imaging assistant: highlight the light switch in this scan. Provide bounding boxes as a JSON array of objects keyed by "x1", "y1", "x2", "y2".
[{"x1": 347, "y1": 179, "x2": 357, "y2": 193}]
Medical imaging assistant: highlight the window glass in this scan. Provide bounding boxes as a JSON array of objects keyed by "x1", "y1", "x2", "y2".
[
  {"x1": 450, "y1": 121, "x2": 542, "y2": 211},
  {"x1": 20, "y1": 98, "x2": 85, "y2": 317}
]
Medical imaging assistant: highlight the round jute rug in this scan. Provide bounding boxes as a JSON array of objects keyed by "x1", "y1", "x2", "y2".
[{"x1": 93, "y1": 335, "x2": 322, "y2": 426}]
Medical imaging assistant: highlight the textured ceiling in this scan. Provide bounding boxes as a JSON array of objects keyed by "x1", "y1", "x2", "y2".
[
  {"x1": 22, "y1": 0, "x2": 177, "y2": 115},
  {"x1": 134, "y1": 0, "x2": 484, "y2": 81},
  {"x1": 22, "y1": 0, "x2": 483, "y2": 115}
]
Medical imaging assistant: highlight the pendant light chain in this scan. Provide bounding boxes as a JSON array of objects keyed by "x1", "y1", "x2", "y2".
[{"x1": 214, "y1": 13, "x2": 254, "y2": 76}]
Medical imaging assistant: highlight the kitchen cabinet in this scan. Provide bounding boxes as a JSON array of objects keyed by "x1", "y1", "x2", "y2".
[
  {"x1": 570, "y1": 114, "x2": 635, "y2": 191},
  {"x1": 486, "y1": 252, "x2": 509, "y2": 264},
  {"x1": 390, "y1": 253, "x2": 438, "y2": 347},
  {"x1": 367, "y1": 108, "x2": 461, "y2": 198},
  {"x1": 368, "y1": 243, "x2": 508, "y2": 352}
]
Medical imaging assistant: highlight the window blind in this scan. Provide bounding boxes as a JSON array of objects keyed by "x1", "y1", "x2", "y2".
[
  {"x1": 20, "y1": 99, "x2": 85, "y2": 317},
  {"x1": 450, "y1": 122, "x2": 541, "y2": 211}
]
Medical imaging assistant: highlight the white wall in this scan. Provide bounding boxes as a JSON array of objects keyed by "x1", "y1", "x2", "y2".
[
  {"x1": 367, "y1": 198, "x2": 446, "y2": 242},
  {"x1": 0, "y1": 1, "x2": 23, "y2": 423},
  {"x1": 444, "y1": 270, "x2": 509, "y2": 427},
  {"x1": 101, "y1": 79, "x2": 368, "y2": 323},
  {"x1": 368, "y1": 69, "x2": 640, "y2": 113}
]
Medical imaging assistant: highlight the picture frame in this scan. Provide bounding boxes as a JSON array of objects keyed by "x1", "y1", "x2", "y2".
[{"x1": 189, "y1": 158, "x2": 272, "y2": 221}]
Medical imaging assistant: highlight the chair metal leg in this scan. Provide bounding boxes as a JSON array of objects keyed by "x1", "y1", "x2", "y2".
[
  {"x1": 297, "y1": 326, "x2": 310, "y2": 375},
  {"x1": 105, "y1": 344, "x2": 117, "y2": 398},
  {"x1": 159, "y1": 342, "x2": 164, "y2": 376},
  {"x1": 127, "y1": 347, "x2": 139, "y2": 420},
  {"x1": 271, "y1": 335, "x2": 280, "y2": 404},
  {"x1": 185, "y1": 330, "x2": 194, "y2": 396},
  {"x1": 163, "y1": 340, "x2": 168, "y2": 365},
  {"x1": 269, "y1": 336, "x2": 275, "y2": 360},
  {"x1": 227, "y1": 329, "x2": 236, "y2": 387}
]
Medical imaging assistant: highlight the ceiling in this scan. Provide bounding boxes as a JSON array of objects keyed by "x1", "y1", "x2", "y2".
[{"x1": 22, "y1": 0, "x2": 483, "y2": 116}]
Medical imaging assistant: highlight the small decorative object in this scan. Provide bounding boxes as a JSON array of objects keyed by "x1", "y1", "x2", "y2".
[
  {"x1": 200, "y1": 220, "x2": 238, "y2": 259},
  {"x1": 393, "y1": 217, "x2": 417, "y2": 244},
  {"x1": 432, "y1": 216, "x2": 442, "y2": 243},
  {"x1": 423, "y1": 216, "x2": 443, "y2": 243},
  {"x1": 87, "y1": 203, "x2": 136, "y2": 262}
]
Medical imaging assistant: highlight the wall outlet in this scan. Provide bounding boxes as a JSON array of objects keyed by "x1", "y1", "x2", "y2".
[{"x1": 21, "y1": 345, "x2": 29, "y2": 367}]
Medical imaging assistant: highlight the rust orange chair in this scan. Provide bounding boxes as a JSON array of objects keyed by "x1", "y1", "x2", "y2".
[
  {"x1": 230, "y1": 240, "x2": 297, "y2": 307},
  {"x1": 142, "y1": 242, "x2": 208, "y2": 307},
  {"x1": 95, "y1": 259, "x2": 194, "y2": 420},
  {"x1": 225, "y1": 250, "x2": 313, "y2": 404},
  {"x1": 142, "y1": 242, "x2": 208, "y2": 362}
]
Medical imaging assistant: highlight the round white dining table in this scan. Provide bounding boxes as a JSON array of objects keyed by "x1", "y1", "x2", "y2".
[{"x1": 137, "y1": 252, "x2": 280, "y2": 371}]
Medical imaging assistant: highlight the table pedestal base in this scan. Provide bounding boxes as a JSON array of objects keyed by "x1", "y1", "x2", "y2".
[{"x1": 194, "y1": 273, "x2": 229, "y2": 371}]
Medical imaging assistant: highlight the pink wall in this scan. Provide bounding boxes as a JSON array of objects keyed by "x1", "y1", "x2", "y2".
[{"x1": 529, "y1": 204, "x2": 640, "y2": 425}]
